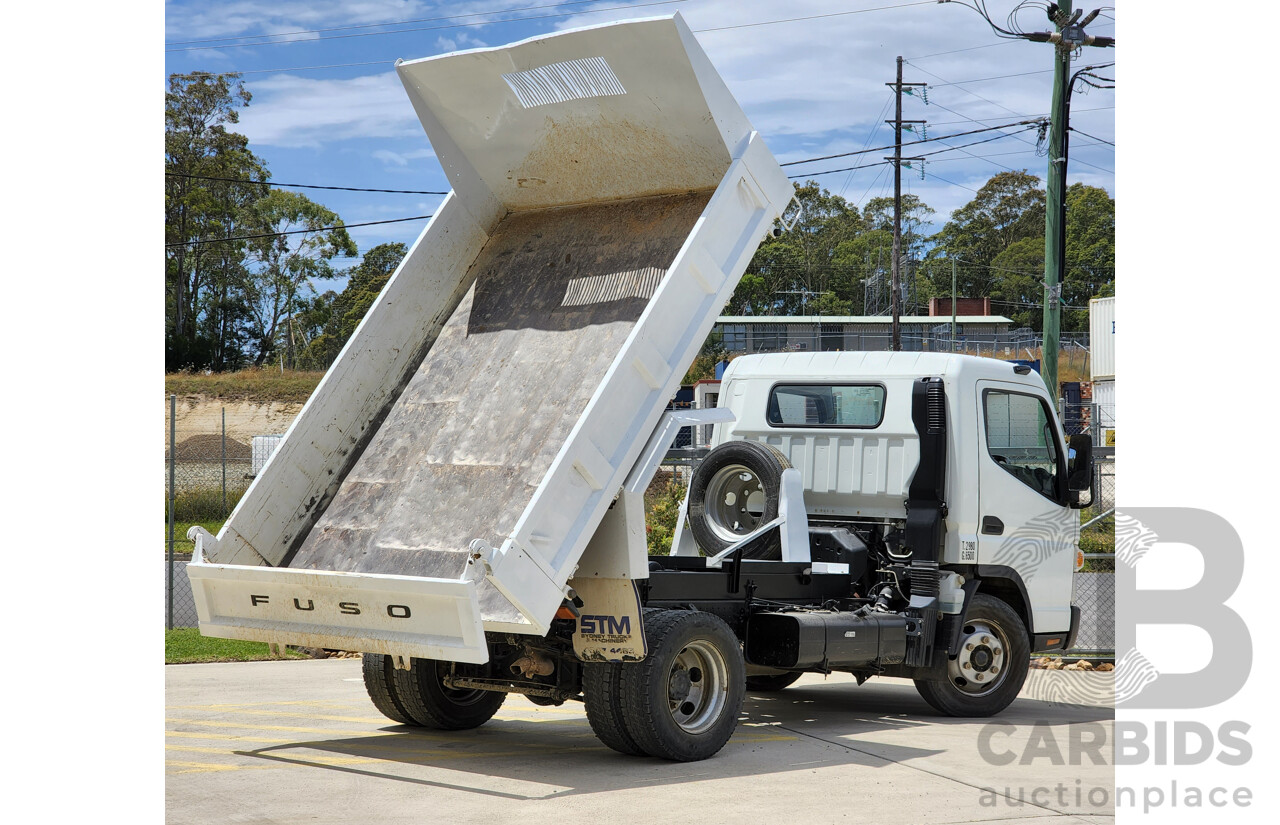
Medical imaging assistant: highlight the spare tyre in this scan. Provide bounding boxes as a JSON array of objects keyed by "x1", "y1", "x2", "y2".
[{"x1": 687, "y1": 440, "x2": 791, "y2": 560}]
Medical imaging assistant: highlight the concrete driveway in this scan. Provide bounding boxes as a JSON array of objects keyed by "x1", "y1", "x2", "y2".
[{"x1": 166, "y1": 659, "x2": 1113, "y2": 825}]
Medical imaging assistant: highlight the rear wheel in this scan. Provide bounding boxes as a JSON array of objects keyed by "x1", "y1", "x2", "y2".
[
  {"x1": 391, "y1": 657, "x2": 506, "y2": 730},
  {"x1": 583, "y1": 662, "x2": 646, "y2": 755},
  {"x1": 362, "y1": 653, "x2": 415, "y2": 725},
  {"x1": 619, "y1": 609, "x2": 745, "y2": 761},
  {"x1": 914, "y1": 594, "x2": 1029, "y2": 717}
]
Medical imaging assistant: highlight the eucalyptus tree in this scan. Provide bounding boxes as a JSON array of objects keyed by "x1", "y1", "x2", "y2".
[{"x1": 242, "y1": 190, "x2": 357, "y2": 367}]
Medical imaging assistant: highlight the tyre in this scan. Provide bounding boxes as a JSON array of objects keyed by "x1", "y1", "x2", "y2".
[
  {"x1": 391, "y1": 657, "x2": 506, "y2": 730},
  {"x1": 914, "y1": 593, "x2": 1030, "y2": 717},
  {"x1": 619, "y1": 609, "x2": 745, "y2": 761},
  {"x1": 583, "y1": 662, "x2": 646, "y2": 755},
  {"x1": 687, "y1": 440, "x2": 791, "y2": 560},
  {"x1": 745, "y1": 670, "x2": 804, "y2": 692},
  {"x1": 361, "y1": 653, "x2": 415, "y2": 726}
]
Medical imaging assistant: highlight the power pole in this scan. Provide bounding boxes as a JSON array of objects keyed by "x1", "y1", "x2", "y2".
[
  {"x1": 939, "y1": 2, "x2": 1114, "y2": 393},
  {"x1": 1040, "y1": 3, "x2": 1072, "y2": 398},
  {"x1": 1026, "y1": 3, "x2": 1113, "y2": 397},
  {"x1": 886, "y1": 55, "x2": 925, "y2": 352}
]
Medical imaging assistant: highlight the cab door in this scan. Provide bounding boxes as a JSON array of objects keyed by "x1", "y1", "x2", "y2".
[{"x1": 975, "y1": 381, "x2": 1077, "y2": 636}]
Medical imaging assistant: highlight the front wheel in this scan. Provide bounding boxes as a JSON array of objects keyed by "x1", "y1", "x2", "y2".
[
  {"x1": 619, "y1": 609, "x2": 745, "y2": 761},
  {"x1": 914, "y1": 593, "x2": 1029, "y2": 717}
]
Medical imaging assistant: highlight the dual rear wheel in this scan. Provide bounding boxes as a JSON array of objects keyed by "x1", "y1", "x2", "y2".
[
  {"x1": 362, "y1": 654, "x2": 505, "y2": 730},
  {"x1": 584, "y1": 608, "x2": 745, "y2": 762}
]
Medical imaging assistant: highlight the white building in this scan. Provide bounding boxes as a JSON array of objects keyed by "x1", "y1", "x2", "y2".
[{"x1": 712, "y1": 315, "x2": 1017, "y2": 355}]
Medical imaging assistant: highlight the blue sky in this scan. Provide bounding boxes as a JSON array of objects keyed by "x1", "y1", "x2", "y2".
[{"x1": 164, "y1": 0, "x2": 1118, "y2": 279}]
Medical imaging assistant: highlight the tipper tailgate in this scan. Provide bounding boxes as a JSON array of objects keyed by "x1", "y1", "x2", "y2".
[{"x1": 188, "y1": 536, "x2": 488, "y2": 662}]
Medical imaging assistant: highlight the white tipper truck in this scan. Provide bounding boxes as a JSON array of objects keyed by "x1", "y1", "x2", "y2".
[{"x1": 186, "y1": 14, "x2": 1092, "y2": 763}]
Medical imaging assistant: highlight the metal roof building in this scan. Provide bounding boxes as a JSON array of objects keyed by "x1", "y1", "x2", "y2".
[{"x1": 713, "y1": 315, "x2": 1017, "y2": 355}]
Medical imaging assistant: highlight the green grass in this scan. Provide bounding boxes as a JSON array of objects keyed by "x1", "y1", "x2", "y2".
[
  {"x1": 165, "y1": 628, "x2": 311, "y2": 664},
  {"x1": 164, "y1": 519, "x2": 225, "y2": 554},
  {"x1": 165, "y1": 367, "x2": 324, "y2": 404},
  {"x1": 166, "y1": 485, "x2": 244, "y2": 522}
]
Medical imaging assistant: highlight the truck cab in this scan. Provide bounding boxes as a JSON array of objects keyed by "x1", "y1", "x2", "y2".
[
  {"x1": 642, "y1": 351, "x2": 1088, "y2": 723},
  {"x1": 711, "y1": 351, "x2": 1081, "y2": 645}
]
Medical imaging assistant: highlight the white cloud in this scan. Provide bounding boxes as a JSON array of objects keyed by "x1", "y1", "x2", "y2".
[
  {"x1": 372, "y1": 147, "x2": 436, "y2": 166},
  {"x1": 166, "y1": 0, "x2": 430, "y2": 42},
  {"x1": 167, "y1": 1, "x2": 561, "y2": 43},
  {"x1": 435, "y1": 30, "x2": 489, "y2": 53},
  {"x1": 236, "y1": 72, "x2": 420, "y2": 148}
]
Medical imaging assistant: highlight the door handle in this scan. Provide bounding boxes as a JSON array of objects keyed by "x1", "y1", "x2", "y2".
[{"x1": 981, "y1": 516, "x2": 1004, "y2": 536}]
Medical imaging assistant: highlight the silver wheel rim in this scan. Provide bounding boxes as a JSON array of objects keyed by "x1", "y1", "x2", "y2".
[
  {"x1": 667, "y1": 639, "x2": 729, "y2": 734},
  {"x1": 703, "y1": 464, "x2": 768, "y2": 543},
  {"x1": 948, "y1": 619, "x2": 1009, "y2": 696}
]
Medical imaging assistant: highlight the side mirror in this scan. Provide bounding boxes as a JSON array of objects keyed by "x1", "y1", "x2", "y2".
[{"x1": 1067, "y1": 433, "x2": 1094, "y2": 509}]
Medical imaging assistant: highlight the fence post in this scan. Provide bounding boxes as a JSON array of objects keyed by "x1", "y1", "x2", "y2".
[
  {"x1": 168, "y1": 394, "x2": 176, "y2": 631},
  {"x1": 221, "y1": 407, "x2": 227, "y2": 517},
  {"x1": 1094, "y1": 452, "x2": 1103, "y2": 511}
]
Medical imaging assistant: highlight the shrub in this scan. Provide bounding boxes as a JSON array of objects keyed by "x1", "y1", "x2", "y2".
[
  {"x1": 645, "y1": 473, "x2": 688, "y2": 554},
  {"x1": 167, "y1": 487, "x2": 246, "y2": 522}
]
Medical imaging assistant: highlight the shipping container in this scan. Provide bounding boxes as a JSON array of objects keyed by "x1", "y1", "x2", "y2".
[
  {"x1": 1093, "y1": 378, "x2": 1115, "y2": 445},
  {"x1": 1089, "y1": 297, "x2": 1114, "y2": 380}
]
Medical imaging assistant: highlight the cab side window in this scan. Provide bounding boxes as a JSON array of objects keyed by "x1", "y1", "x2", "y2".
[{"x1": 983, "y1": 390, "x2": 1062, "y2": 500}]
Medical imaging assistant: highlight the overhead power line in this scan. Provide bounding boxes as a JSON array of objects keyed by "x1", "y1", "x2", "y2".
[
  {"x1": 790, "y1": 123, "x2": 1039, "y2": 179},
  {"x1": 781, "y1": 118, "x2": 1044, "y2": 167},
  {"x1": 928, "y1": 105, "x2": 1112, "y2": 126},
  {"x1": 1069, "y1": 127, "x2": 1113, "y2": 146},
  {"x1": 693, "y1": 1, "x2": 936, "y2": 33},
  {"x1": 165, "y1": 214, "x2": 433, "y2": 248},
  {"x1": 904, "y1": 40, "x2": 1017, "y2": 60},
  {"x1": 928, "y1": 68, "x2": 1053, "y2": 86},
  {"x1": 166, "y1": 172, "x2": 448, "y2": 195},
  {"x1": 169, "y1": 120, "x2": 1076, "y2": 196},
  {"x1": 904, "y1": 62, "x2": 1113, "y2": 176}
]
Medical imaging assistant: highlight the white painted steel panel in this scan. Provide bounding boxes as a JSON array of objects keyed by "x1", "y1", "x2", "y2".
[
  {"x1": 1089, "y1": 297, "x2": 1114, "y2": 380},
  {"x1": 1093, "y1": 378, "x2": 1115, "y2": 437},
  {"x1": 187, "y1": 553, "x2": 488, "y2": 663}
]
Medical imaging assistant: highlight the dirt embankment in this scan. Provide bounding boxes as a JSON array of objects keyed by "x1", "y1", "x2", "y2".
[{"x1": 164, "y1": 395, "x2": 304, "y2": 449}]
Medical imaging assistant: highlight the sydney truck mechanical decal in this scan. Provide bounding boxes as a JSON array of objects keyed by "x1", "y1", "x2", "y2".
[
  {"x1": 579, "y1": 614, "x2": 632, "y2": 635},
  {"x1": 247, "y1": 594, "x2": 413, "y2": 618}
]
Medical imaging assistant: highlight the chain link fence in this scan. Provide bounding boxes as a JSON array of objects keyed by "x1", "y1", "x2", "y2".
[
  {"x1": 165, "y1": 395, "x2": 257, "y2": 629},
  {"x1": 1068, "y1": 452, "x2": 1115, "y2": 657}
]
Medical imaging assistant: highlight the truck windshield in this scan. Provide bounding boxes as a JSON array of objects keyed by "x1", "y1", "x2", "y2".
[{"x1": 767, "y1": 384, "x2": 885, "y2": 428}]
